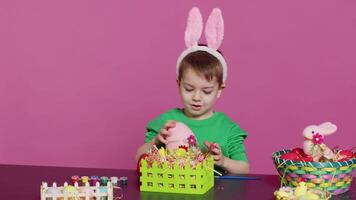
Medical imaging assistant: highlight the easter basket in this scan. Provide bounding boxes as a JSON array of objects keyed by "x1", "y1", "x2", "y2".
[
  {"x1": 139, "y1": 155, "x2": 214, "y2": 194},
  {"x1": 272, "y1": 149, "x2": 356, "y2": 195}
]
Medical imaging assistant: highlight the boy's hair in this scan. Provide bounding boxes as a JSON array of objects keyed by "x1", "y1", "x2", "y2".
[{"x1": 178, "y1": 50, "x2": 224, "y2": 87}]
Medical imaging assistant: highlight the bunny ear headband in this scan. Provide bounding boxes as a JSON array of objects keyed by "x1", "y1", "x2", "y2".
[{"x1": 176, "y1": 7, "x2": 228, "y2": 82}]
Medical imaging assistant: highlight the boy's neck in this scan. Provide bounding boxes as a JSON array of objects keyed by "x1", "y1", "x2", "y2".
[{"x1": 182, "y1": 108, "x2": 214, "y2": 120}]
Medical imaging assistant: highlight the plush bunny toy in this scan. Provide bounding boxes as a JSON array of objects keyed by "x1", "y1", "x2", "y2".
[{"x1": 303, "y1": 122, "x2": 337, "y2": 162}]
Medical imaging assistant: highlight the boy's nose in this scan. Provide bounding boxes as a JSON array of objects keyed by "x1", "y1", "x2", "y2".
[{"x1": 192, "y1": 92, "x2": 201, "y2": 101}]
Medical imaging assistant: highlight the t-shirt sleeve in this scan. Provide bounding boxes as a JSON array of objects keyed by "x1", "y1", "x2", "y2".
[
  {"x1": 227, "y1": 124, "x2": 248, "y2": 162},
  {"x1": 144, "y1": 116, "x2": 166, "y2": 143}
]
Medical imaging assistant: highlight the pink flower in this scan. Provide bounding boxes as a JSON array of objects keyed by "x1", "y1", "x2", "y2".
[
  {"x1": 187, "y1": 135, "x2": 197, "y2": 146},
  {"x1": 312, "y1": 133, "x2": 324, "y2": 145}
]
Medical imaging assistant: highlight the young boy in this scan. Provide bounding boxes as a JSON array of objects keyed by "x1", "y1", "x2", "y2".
[{"x1": 136, "y1": 7, "x2": 249, "y2": 174}]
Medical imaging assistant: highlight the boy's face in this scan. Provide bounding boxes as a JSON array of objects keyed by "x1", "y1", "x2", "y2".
[{"x1": 178, "y1": 68, "x2": 224, "y2": 120}]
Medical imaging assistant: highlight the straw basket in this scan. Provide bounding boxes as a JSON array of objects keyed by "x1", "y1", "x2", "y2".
[
  {"x1": 139, "y1": 156, "x2": 214, "y2": 194},
  {"x1": 272, "y1": 149, "x2": 356, "y2": 195}
]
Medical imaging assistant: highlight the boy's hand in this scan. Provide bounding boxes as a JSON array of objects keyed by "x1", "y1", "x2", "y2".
[
  {"x1": 204, "y1": 141, "x2": 225, "y2": 167},
  {"x1": 153, "y1": 120, "x2": 176, "y2": 145}
]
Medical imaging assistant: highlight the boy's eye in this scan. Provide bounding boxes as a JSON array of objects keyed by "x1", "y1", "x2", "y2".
[
  {"x1": 203, "y1": 90, "x2": 213, "y2": 95},
  {"x1": 185, "y1": 88, "x2": 193, "y2": 92}
]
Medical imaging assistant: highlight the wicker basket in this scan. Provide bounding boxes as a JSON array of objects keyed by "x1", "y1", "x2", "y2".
[
  {"x1": 272, "y1": 149, "x2": 356, "y2": 195},
  {"x1": 139, "y1": 156, "x2": 214, "y2": 194}
]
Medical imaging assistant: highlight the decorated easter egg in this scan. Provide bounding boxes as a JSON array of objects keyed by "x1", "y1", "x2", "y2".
[
  {"x1": 166, "y1": 122, "x2": 196, "y2": 150},
  {"x1": 280, "y1": 152, "x2": 300, "y2": 161}
]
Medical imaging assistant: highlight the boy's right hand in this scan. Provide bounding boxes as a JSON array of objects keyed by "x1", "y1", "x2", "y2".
[{"x1": 152, "y1": 120, "x2": 176, "y2": 145}]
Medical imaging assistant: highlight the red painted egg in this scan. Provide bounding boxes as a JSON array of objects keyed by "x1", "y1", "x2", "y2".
[
  {"x1": 280, "y1": 152, "x2": 299, "y2": 161},
  {"x1": 337, "y1": 150, "x2": 354, "y2": 162},
  {"x1": 300, "y1": 155, "x2": 313, "y2": 162},
  {"x1": 292, "y1": 148, "x2": 307, "y2": 157},
  {"x1": 339, "y1": 150, "x2": 353, "y2": 158},
  {"x1": 137, "y1": 153, "x2": 149, "y2": 176}
]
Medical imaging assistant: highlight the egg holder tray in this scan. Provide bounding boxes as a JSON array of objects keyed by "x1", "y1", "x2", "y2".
[
  {"x1": 40, "y1": 181, "x2": 113, "y2": 200},
  {"x1": 139, "y1": 155, "x2": 214, "y2": 194}
]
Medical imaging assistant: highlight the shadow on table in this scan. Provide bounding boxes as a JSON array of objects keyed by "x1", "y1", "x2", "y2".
[{"x1": 139, "y1": 179, "x2": 248, "y2": 200}]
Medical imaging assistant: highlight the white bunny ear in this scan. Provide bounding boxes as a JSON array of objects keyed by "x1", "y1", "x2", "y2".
[
  {"x1": 205, "y1": 8, "x2": 224, "y2": 50},
  {"x1": 318, "y1": 122, "x2": 337, "y2": 135},
  {"x1": 185, "y1": 7, "x2": 203, "y2": 48}
]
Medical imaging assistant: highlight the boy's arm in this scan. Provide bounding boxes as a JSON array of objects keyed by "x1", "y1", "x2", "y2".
[
  {"x1": 135, "y1": 139, "x2": 157, "y2": 162},
  {"x1": 225, "y1": 124, "x2": 249, "y2": 174},
  {"x1": 135, "y1": 118, "x2": 162, "y2": 162},
  {"x1": 204, "y1": 141, "x2": 249, "y2": 174},
  {"x1": 135, "y1": 120, "x2": 176, "y2": 162},
  {"x1": 205, "y1": 123, "x2": 249, "y2": 174}
]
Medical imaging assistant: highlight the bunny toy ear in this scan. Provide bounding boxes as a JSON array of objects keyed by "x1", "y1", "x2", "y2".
[
  {"x1": 318, "y1": 122, "x2": 337, "y2": 135},
  {"x1": 185, "y1": 7, "x2": 203, "y2": 48},
  {"x1": 205, "y1": 8, "x2": 224, "y2": 50}
]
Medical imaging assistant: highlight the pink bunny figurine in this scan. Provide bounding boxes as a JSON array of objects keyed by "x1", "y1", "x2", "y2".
[
  {"x1": 303, "y1": 122, "x2": 337, "y2": 162},
  {"x1": 166, "y1": 122, "x2": 196, "y2": 150}
]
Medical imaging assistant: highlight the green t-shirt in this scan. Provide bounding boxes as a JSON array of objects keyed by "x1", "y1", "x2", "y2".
[{"x1": 145, "y1": 108, "x2": 248, "y2": 162}]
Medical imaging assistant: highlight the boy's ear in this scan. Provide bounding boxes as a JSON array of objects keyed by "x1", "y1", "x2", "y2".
[
  {"x1": 176, "y1": 79, "x2": 180, "y2": 86},
  {"x1": 217, "y1": 83, "x2": 225, "y2": 98}
]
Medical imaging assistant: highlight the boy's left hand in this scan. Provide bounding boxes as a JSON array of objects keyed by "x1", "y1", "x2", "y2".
[{"x1": 204, "y1": 141, "x2": 225, "y2": 167}]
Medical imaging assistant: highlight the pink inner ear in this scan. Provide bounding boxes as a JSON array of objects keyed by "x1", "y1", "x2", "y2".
[
  {"x1": 205, "y1": 8, "x2": 224, "y2": 50},
  {"x1": 185, "y1": 7, "x2": 203, "y2": 48}
]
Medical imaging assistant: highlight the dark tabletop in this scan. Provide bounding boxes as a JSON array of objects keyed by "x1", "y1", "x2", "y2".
[{"x1": 0, "y1": 164, "x2": 354, "y2": 200}]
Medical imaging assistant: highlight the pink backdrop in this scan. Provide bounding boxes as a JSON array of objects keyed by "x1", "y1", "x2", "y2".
[{"x1": 1, "y1": 1, "x2": 355, "y2": 174}]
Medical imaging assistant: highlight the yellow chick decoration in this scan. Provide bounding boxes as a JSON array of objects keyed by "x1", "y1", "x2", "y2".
[
  {"x1": 176, "y1": 148, "x2": 187, "y2": 157},
  {"x1": 274, "y1": 182, "x2": 330, "y2": 200},
  {"x1": 274, "y1": 187, "x2": 293, "y2": 199},
  {"x1": 294, "y1": 182, "x2": 307, "y2": 196},
  {"x1": 305, "y1": 192, "x2": 320, "y2": 200}
]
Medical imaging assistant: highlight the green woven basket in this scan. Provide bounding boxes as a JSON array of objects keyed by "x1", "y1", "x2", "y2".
[
  {"x1": 139, "y1": 156, "x2": 214, "y2": 194},
  {"x1": 272, "y1": 149, "x2": 356, "y2": 195}
]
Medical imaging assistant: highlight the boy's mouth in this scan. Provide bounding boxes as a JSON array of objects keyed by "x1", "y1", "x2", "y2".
[{"x1": 191, "y1": 104, "x2": 202, "y2": 111}]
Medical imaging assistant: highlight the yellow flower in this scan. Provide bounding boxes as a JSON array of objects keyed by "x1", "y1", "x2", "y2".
[{"x1": 159, "y1": 147, "x2": 166, "y2": 157}]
